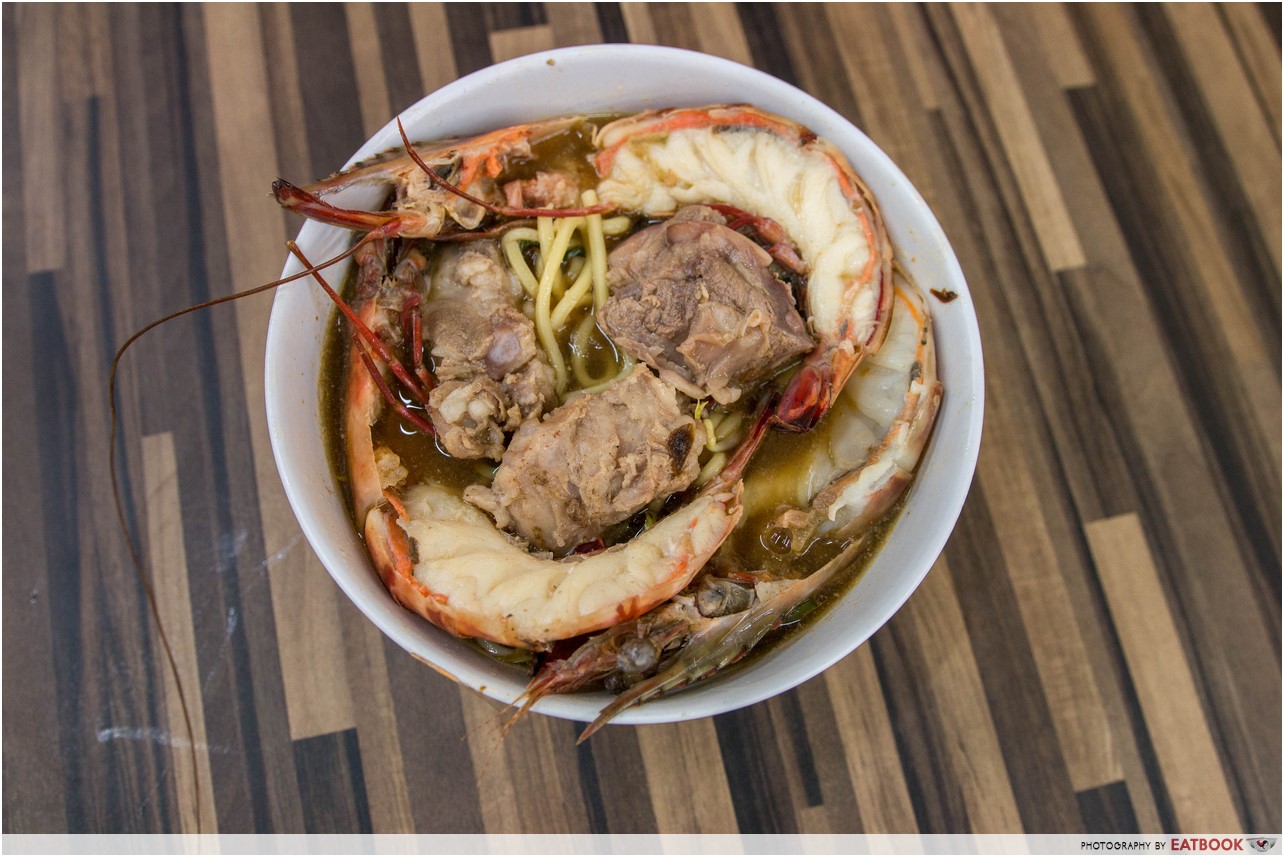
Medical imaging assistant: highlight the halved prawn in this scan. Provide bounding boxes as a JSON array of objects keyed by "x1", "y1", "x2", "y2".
[
  {"x1": 360, "y1": 391, "x2": 773, "y2": 649},
  {"x1": 593, "y1": 105, "x2": 894, "y2": 432},
  {"x1": 760, "y1": 270, "x2": 942, "y2": 543}
]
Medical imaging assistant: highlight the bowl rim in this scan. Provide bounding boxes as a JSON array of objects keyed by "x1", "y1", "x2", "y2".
[{"x1": 265, "y1": 43, "x2": 984, "y2": 726}]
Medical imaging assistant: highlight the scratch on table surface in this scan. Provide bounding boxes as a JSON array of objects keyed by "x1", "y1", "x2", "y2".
[
  {"x1": 259, "y1": 530, "x2": 305, "y2": 570},
  {"x1": 202, "y1": 605, "x2": 242, "y2": 691},
  {"x1": 96, "y1": 726, "x2": 231, "y2": 754},
  {"x1": 216, "y1": 529, "x2": 250, "y2": 574}
]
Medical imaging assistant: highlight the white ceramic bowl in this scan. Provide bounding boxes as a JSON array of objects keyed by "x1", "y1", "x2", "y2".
[{"x1": 265, "y1": 45, "x2": 983, "y2": 725}]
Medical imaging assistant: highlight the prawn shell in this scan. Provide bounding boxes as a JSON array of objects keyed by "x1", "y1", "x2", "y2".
[
  {"x1": 812, "y1": 280, "x2": 941, "y2": 536},
  {"x1": 367, "y1": 484, "x2": 744, "y2": 650},
  {"x1": 305, "y1": 115, "x2": 583, "y2": 198}
]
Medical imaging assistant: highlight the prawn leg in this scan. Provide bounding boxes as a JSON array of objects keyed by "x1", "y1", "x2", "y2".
[
  {"x1": 509, "y1": 602, "x2": 697, "y2": 717},
  {"x1": 576, "y1": 538, "x2": 866, "y2": 742},
  {"x1": 772, "y1": 341, "x2": 859, "y2": 434}
]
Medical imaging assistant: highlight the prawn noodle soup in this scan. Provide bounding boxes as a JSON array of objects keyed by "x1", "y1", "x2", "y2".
[{"x1": 297, "y1": 105, "x2": 942, "y2": 736}]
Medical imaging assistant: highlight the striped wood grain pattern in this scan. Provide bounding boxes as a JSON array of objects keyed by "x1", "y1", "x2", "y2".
[
  {"x1": 1085, "y1": 514, "x2": 1242, "y2": 832},
  {"x1": 142, "y1": 433, "x2": 218, "y2": 834},
  {"x1": 2, "y1": 2, "x2": 1277, "y2": 835}
]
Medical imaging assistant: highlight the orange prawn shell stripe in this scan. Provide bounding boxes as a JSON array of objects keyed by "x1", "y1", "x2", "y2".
[
  {"x1": 366, "y1": 507, "x2": 498, "y2": 641},
  {"x1": 595, "y1": 105, "x2": 810, "y2": 175},
  {"x1": 456, "y1": 125, "x2": 537, "y2": 188}
]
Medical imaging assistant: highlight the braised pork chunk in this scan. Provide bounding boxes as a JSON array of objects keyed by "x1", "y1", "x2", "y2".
[
  {"x1": 465, "y1": 365, "x2": 704, "y2": 552},
  {"x1": 424, "y1": 242, "x2": 556, "y2": 459},
  {"x1": 598, "y1": 206, "x2": 813, "y2": 405}
]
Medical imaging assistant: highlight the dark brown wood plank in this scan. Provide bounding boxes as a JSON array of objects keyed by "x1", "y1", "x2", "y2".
[
  {"x1": 1077, "y1": 782, "x2": 1140, "y2": 835},
  {"x1": 713, "y1": 706, "x2": 800, "y2": 834},
  {"x1": 373, "y1": 4, "x2": 430, "y2": 118},
  {"x1": 293, "y1": 730, "x2": 372, "y2": 834},
  {"x1": 1, "y1": 3, "x2": 71, "y2": 835},
  {"x1": 945, "y1": 486, "x2": 1084, "y2": 831},
  {"x1": 572, "y1": 725, "x2": 659, "y2": 833},
  {"x1": 382, "y1": 642, "x2": 486, "y2": 833}
]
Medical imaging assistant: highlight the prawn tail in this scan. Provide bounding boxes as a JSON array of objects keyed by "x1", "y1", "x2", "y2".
[{"x1": 773, "y1": 342, "x2": 858, "y2": 433}]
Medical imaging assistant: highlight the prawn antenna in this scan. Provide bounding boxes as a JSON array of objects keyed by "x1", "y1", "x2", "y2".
[
  {"x1": 286, "y1": 243, "x2": 437, "y2": 436},
  {"x1": 106, "y1": 231, "x2": 378, "y2": 832},
  {"x1": 106, "y1": 416, "x2": 204, "y2": 832}
]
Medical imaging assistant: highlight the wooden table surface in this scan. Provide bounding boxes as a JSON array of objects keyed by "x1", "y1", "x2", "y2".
[{"x1": 3, "y1": 3, "x2": 1279, "y2": 837}]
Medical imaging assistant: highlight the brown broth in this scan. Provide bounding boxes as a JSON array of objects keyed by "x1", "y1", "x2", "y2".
[
  {"x1": 319, "y1": 308, "x2": 352, "y2": 504},
  {"x1": 501, "y1": 118, "x2": 604, "y2": 191},
  {"x1": 724, "y1": 412, "x2": 848, "y2": 573}
]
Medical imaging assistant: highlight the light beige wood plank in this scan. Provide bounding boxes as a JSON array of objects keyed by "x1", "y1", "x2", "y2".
[
  {"x1": 1220, "y1": 3, "x2": 1282, "y2": 144},
  {"x1": 637, "y1": 720, "x2": 739, "y2": 833},
  {"x1": 823, "y1": 645, "x2": 917, "y2": 833},
  {"x1": 82, "y1": 11, "x2": 137, "y2": 342},
  {"x1": 951, "y1": 4, "x2": 1087, "y2": 271},
  {"x1": 142, "y1": 433, "x2": 219, "y2": 834},
  {"x1": 620, "y1": 3, "x2": 657, "y2": 45},
  {"x1": 16, "y1": 6, "x2": 62, "y2": 272},
  {"x1": 1026, "y1": 3, "x2": 1095, "y2": 89},
  {"x1": 1166, "y1": 3, "x2": 1281, "y2": 271},
  {"x1": 408, "y1": 3, "x2": 457, "y2": 94},
  {"x1": 202, "y1": 3, "x2": 357, "y2": 742},
  {"x1": 976, "y1": 419, "x2": 1123, "y2": 790},
  {"x1": 690, "y1": 4, "x2": 753, "y2": 66},
  {"x1": 344, "y1": 4, "x2": 393, "y2": 138},
  {"x1": 457, "y1": 692, "x2": 523, "y2": 832},
  {"x1": 338, "y1": 601, "x2": 415, "y2": 832},
  {"x1": 260, "y1": 5, "x2": 310, "y2": 185},
  {"x1": 459, "y1": 692, "x2": 587, "y2": 833},
  {"x1": 1085, "y1": 514, "x2": 1242, "y2": 831},
  {"x1": 827, "y1": 5, "x2": 939, "y2": 210},
  {"x1": 546, "y1": 3, "x2": 603, "y2": 47},
  {"x1": 900, "y1": 559, "x2": 1024, "y2": 833},
  {"x1": 489, "y1": 25, "x2": 555, "y2": 64},
  {"x1": 797, "y1": 804, "x2": 831, "y2": 835}
]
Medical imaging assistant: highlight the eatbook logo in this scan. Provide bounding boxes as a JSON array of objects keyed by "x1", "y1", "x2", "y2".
[{"x1": 1247, "y1": 839, "x2": 1277, "y2": 853}]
